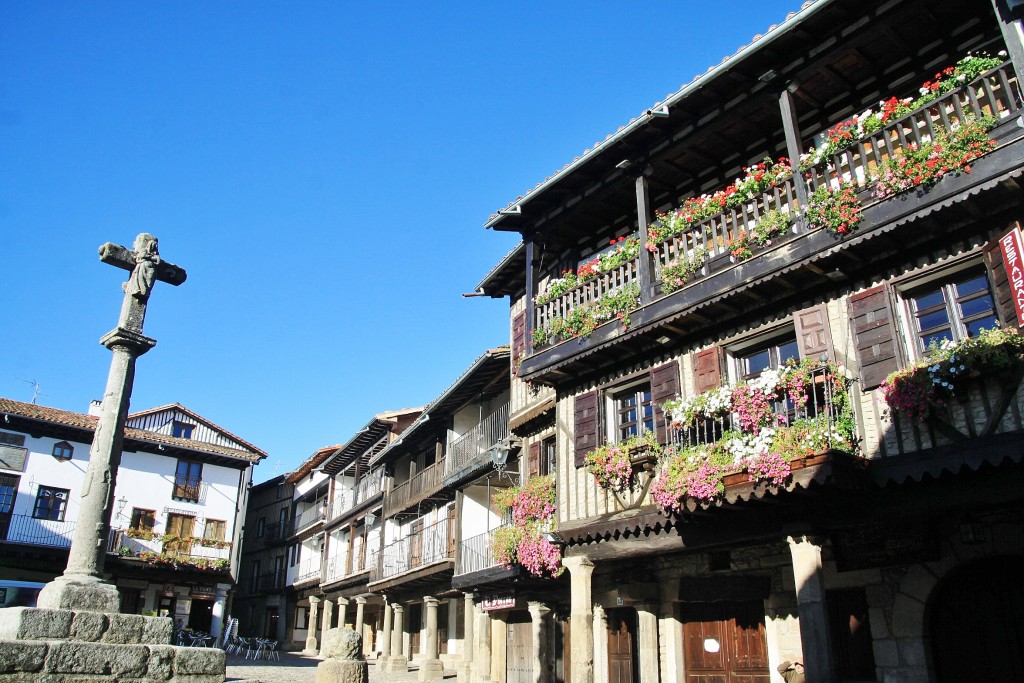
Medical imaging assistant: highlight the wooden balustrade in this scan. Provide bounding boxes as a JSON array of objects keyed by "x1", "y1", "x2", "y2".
[
  {"x1": 529, "y1": 62, "x2": 1021, "y2": 354},
  {"x1": 384, "y1": 458, "x2": 446, "y2": 516}
]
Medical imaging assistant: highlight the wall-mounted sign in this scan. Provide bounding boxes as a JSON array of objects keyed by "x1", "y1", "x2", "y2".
[
  {"x1": 480, "y1": 592, "x2": 516, "y2": 611},
  {"x1": 999, "y1": 225, "x2": 1024, "y2": 328},
  {"x1": 161, "y1": 583, "x2": 175, "y2": 597},
  {"x1": 0, "y1": 445, "x2": 27, "y2": 473}
]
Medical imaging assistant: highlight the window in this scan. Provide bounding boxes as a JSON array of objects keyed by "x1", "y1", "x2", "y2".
[
  {"x1": 541, "y1": 437, "x2": 556, "y2": 477},
  {"x1": 905, "y1": 268, "x2": 997, "y2": 353},
  {"x1": 255, "y1": 517, "x2": 266, "y2": 538},
  {"x1": 163, "y1": 513, "x2": 195, "y2": 559},
  {"x1": 203, "y1": 519, "x2": 226, "y2": 541},
  {"x1": 609, "y1": 382, "x2": 653, "y2": 442},
  {"x1": 734, "y1": 333, "x2": 800, "y2": 380},
  {"x1": 51, "y1": 441, "x2": 73, "y2": 460},
  {"x1": 295, "y1": 606, "x2": 308, "y2": 630},
  {"x1": 33, "y1": 486, "x2": 69, "y2": 521},
  {"x1": 130, "y1": 508, "x2": 156, "y2": 531},
  {"x1": 171, "y1": 421, "x2": 194, "y2": 439},
  {"x1": 172, "y1": 459, "x2": 202, "y2": 501}
]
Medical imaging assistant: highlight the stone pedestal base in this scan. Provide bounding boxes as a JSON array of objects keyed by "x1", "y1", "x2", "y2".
[
  {"x1": 386, "y1": 655, "x2": 408, "y2": 673},
  {"x1": 316, "y1": 658, "x2": 368, "y2": 683},
  {"x1": 418, "y1": 658, "x2": 445, "y2": 681},
  {"x1": 36, "y1": 576, "x2": 120, "y2": 614},
  {"x1": 0, "y1": 607, "x2": 224, "y2": 682}
]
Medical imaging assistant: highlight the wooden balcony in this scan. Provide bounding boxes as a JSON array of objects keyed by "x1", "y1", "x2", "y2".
[
  {"x1": 384, "y1": 458, "x2": 446, "y2": 517},
  {"x1": 329, "y1": 469, "x2": 385, "y2": 522},
  {"x1": 522, "y1": 62, "x2": 1024, "y2": 382}
]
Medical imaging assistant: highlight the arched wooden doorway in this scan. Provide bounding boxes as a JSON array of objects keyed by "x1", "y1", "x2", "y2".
[{"x1": 929, "y1": 557, "x2": 1024, "y2": 681}]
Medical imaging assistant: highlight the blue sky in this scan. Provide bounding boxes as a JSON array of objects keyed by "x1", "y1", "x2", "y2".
[{"x1": 1, "y1": 1, "x2": 801, "y2": 481}]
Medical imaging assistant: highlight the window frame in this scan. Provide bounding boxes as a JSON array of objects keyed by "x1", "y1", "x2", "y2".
[
  {"x1": 171, "y1": 421, "x2": 195, "y2": 439},
  {"x1": 730, "y1": 329, "x2": 801, "y2": 382},
  {"x1": 897, "y1": 264, "x2": 998, "y2": 358},
  {"x1": 51, "y1": 441, "x2": 74, "y2": 461},
  {"x1": 33, "y1": 485, "x2": 70, "y2": 521},
  {"x1": 130, "y1": 508, "x2": 156, "y2": 532},
  {"x1": 540, "y1": 436, "x2": 556, "y2": 477},
  {"x1": 605, "y1": 379, "x2": 654, "y2": 444},
  {"x1": 172, "y1": 459, "x2": 203, "y2": 502},
  {"x1": 203, "y1": 518, "x2": 226, "y2": 541}
]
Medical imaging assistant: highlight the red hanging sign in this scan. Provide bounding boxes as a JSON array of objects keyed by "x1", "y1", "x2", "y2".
[{"x1": 999, "y1": 226, "x2": 1024, "y2": 328}]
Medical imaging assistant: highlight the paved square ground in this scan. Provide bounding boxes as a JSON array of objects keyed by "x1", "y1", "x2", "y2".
[{"x1": 225, "y1": 652, "x2": 453, "y2": 683}]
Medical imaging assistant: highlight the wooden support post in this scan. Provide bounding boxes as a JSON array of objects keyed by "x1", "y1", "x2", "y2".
[
  {"x1": 992, "y1": 0, "x2": 1024, "y2": 85},
  {"x1": 779, "y1": 88, "x2": 810, "y2": 212},
  {"x1": 525, "y1": 237, "x2": 536, "y2": 353},
  {"x1": 635, "y1": 174, "x2": 656, "y2": 303}
]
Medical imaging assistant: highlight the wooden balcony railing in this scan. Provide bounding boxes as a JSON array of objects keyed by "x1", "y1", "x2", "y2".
[
  {"x1": 445, "y1": 403, "x2": 510, "y2": 477},
  {"x1": 530, "y1": 61, "x2": 1022, "y2": 354},
  {"x1": 384, "y1": 458, "x2": 446, "y2": 516},
  {"x1": 806, "y1": 61, "x2": 1022, "y2": 193},
  {"x1": 371, "y1": 517, "x2": 453, "y2": 582}
]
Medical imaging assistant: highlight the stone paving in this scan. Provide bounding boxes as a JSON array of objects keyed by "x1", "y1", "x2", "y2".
[{"x1": 225, "y1": 652, "x2": 454, "y2": 683}]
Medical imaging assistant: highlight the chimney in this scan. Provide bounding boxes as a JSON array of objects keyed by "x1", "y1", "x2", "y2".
[{"x1": 88, "y1": 400, "x2": 102, "y2": 417}]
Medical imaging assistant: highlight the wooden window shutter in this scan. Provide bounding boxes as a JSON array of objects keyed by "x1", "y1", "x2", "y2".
[
  {"x1": 573, "y1": 390, "x2": 599, "y2": 468},
  {"x1": 693, "y1": 347, "x2": 723, "y2": 395},
  {"x1": 982, "y1": 223, "x2": 1024, "y2": 331},
  {"x1": 848, "y1": 284, "x2": 901, "y2": 390},
  {"x1": 794, "y1": 304, "x2": 836, "y2": 361},
  {"x1": 512, "y1": 311, "x2": 528, "y2": 364},
  {"x1": 528, "y1": 441, "x2": 541, "y2": 477},
  {"x1": 650, "y1": 360, "x2": 680, "y2": 444}
]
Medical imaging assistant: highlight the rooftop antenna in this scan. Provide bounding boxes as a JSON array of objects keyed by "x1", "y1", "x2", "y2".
[{"x1": 17, "y1": 378, "x2": 47, "y2": 404}]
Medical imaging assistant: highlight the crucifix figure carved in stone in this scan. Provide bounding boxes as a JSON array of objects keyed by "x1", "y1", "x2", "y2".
[{"x1": 37, "y1": 233, "x2": 187, "y2": 613}]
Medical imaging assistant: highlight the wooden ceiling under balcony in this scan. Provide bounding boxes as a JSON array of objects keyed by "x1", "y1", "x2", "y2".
[{"x1": 489, "y1": 0, "x2": 1006, "y2": 253}]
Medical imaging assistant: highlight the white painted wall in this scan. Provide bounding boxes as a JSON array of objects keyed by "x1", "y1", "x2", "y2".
[{"x1": 460, "y1": 486, "x2": 502, "y2": 540}]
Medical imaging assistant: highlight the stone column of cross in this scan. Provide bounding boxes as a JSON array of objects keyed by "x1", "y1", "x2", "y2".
[{"x1": 38, "y1": 233, "x2": 186, "y2": 613}]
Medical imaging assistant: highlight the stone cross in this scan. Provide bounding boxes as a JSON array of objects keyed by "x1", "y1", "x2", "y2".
[{"x1": 38, "y1": 233, "x2": 186, "y2": 613}]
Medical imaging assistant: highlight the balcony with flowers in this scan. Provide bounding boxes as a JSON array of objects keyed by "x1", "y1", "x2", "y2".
[
  {"x1": 878, "y1": 327, "x2": 1024, "y2": 463},
  {"x1": 488, "y1": 18, "x2": 1024, "y2": 384},
  {"x1": 106, "y1": 528, "x2": 231, "y2": 573}
]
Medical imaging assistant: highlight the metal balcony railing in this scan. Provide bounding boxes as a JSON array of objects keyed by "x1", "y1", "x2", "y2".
[
  {"x1": 455, "y1": 525, "x2": 510, "y2": 576},
  {"x1": 445, "y1": 404, "x2": 510, "y2": 476},
  {"x1": 293, "y1": 557, "x2": 322, "y2": 584},
  {"x1": 0, "y1": 513, "x2": 75, "y2": 548},
  {"x1": 329, "y1": 469, "x2": 385, "y2": 521},
  {"x1": 372, "y1": 517, "x2": 453, "y2": 582},
  {"x1": 293, "y1": 503, "x2": 326, "y2": 533}
]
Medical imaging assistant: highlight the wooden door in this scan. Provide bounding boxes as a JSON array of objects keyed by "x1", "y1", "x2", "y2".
[
  {"x1": 164, "y1": 513, "x2": 195, "y2": 559},
  {"x1": 607, "y1": 609, "x2": 637, "y2": 683},
  {"x1": 681, "y1": 602, "x2": 769, "y2": 683},
  {"x1": 0, "y1": 474, "x2": 19, "y2": 540},
  {"x1": 506, "y1": 615, "x2": 533, "y2": 683},
  {"x1": 409, "y1": 602, "x2": 422, "y2": 655},
  {"x1": 409, "y1": 519, "x2": 424, "y2": 568},
  {"x1": 930, "y1": 558, "x2": 1024, "y2": 682}
]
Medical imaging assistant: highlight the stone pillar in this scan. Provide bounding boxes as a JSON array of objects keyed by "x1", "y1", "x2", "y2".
[
  {"x1": 458, "y1": 593, "x2": 475, "y2": 683},
  {"x1": 475, "y1": 607, "x2": 492, "y2": 683},
  {"x1": 563, "y1": 555, "x2": 595, "y2": 683},
  {"x1": 380, "y1": 601, "x2": 393, "y2": 664},
  {"x1": 636, "y1": 603, "x2": 659, "y2": 683},
  {"x1": 490, "y1": 615, "x2": 504, "y2": 683},
  {"x1": 388, "y1": 603, "x2": 408, "y2": 673},
  {"x1": 355, "y1": 596, "x2": 366, "y2": 636},
  {"x1": 319, "y1": 597, "x2": 335, "y2": 657},
  {"x1": 418, "y1": 596, "x2": 444, "y2": 680},
  {"x1": 337, "y1": 597, "x2": 350, "y2": 629},
  {"x1": 656, "y1": 565, "x2": 684, "y2": 683},
  {"x1": 788, "y1": 535, "x2": 835, "y2": 683},
  {"x1": 528, "y1": 601, "x2": 552, "y2": 683},
  {"x1": 304, "y1": 597, "x2": 321, "y2": 655},
  {"x1": 210, "y1": 584, "x2": 229, "y2": 639},
  {"x1": 592, "y1": 605, "x2": 608, "y2": 683}
]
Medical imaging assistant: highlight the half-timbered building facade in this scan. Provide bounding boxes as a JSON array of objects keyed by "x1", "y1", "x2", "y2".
[{"x1": 476, "y1": 0, "x2": 1024, "y2": 681}]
